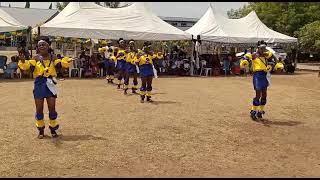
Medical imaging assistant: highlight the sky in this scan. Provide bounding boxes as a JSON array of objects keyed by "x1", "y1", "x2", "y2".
[{"x1": 0, "y1": 2, "x2": 248, "y2": 18}]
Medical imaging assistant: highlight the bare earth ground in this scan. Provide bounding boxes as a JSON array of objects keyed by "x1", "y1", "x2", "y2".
[{"x1": 0, "y1": 71, "x2": 320, "y2": 178}]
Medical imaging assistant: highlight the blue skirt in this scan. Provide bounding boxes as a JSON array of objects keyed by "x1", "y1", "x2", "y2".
[
  {"x1": 116, "y1": 59, "x2": 126, "y2": 71},
  {"x1": 33, "y1": 76, "x2": 57, "y2": 99},
  {"x1": 139, "y1": 64, "x2": 154, "y2": 78},
  {"x1": 253, "y1": 71, "x2": 269, "y2": 91},
  {"x1": 125, "y1": 62, "x2": 137, "y2": 73},
  {"x1": 103, "y1": 59, "x2": 115, "y2": 68}
]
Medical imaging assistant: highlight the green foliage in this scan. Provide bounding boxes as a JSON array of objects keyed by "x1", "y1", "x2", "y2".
[
  {"x1": 298, "y1": 21, "x2": 320, "y2": 52},
  {"x1": 56, "y1": 2, "x2": 69, "y2": 11}
]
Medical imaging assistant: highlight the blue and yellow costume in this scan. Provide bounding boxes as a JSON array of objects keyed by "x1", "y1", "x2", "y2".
[
  {"x1": 250, "y1": 50, "x2": 273, "y2": 118},
  {"x1": 18, "y1": 55, "x2": 71, "y2": 133},
  {"x1": 115, "y1": 49, "x2": 127, "y2": 87},
  {"x1": 99, "y1": 47, "x2": 116, "y2": 82},
  {"x1": 124, "y1": 50, "x2": 138, "y2": 91},
  {"x1": 136, "y1": 52, "x2": 163, "y2": 98}
]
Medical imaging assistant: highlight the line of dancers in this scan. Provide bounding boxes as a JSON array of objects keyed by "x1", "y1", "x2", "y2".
[
  {"x1": 16, "y1": 37, "x2": 283, "y2": 139},
  {"x1": 98, "y1": 38, "x2": 163, "y2": 103}
]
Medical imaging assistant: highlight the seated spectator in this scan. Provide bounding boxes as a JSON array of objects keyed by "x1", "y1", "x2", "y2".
[
  {"x1": 90, "y1": 54, "x2": 100, "y2": 77},
  {"x1": 4, "y1": 56, "x2": 18, "y2": 78}
]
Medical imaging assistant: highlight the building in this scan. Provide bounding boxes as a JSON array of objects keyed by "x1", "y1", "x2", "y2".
[{"x1": 159, "y1": 16, "x2": 199, "y2": 31}]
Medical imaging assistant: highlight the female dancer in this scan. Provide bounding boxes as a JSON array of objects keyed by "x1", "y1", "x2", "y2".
[
  {"x1": 250, "y1": 40, "x2": 274, "y2": 121},
  {"x1": 123, "y1": 39, "x2": 138, "y2": 94},
  {"x1": 99, "y1": 41, "x2": 116, "y2": 83},
  {"x1": 18, "y1": 39, "x2": 72, "y2": 138},
  {"x1": 136, "y1": 42, "x2": 163, "y2": 103},
  {"x1": 115, "y1": 38, "x2": 128, "y2": 89}
]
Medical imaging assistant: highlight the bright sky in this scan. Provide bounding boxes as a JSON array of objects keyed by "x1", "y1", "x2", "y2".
[{"x1": 0, "y1": 2, "x2": 248, "y2": 18}]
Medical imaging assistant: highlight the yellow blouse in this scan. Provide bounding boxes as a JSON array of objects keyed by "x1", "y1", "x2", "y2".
[{"x1": 18, "y1": 56, "x2": 72, "y2": 78}]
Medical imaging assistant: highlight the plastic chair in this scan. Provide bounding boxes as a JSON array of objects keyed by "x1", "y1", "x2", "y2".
[
  {"x1": 204, "y1": 68, "x2": 212, "y2": 76},
  {"x1": 69, "y1": 58, "x2": 80, "y2": 78}
]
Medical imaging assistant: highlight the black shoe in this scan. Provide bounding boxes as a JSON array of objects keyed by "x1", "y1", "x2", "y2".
[
  {"x1": 124, "y1": 88, "x2": 128, "y2": 95},
  {"x1": 146, "y1": 96, "x2": 152, "y2": 102},
  {"x1": 50, "y1": 129, "x2": 58, "y2": 138},
  {"x1": 132, "y1": 89, "x2": 137, "y2": 94},
  {"x1": 117, "y1": 84, "x2": 121, "y2": 89},
  {"x1": 256, "y1": 112, "x2": 263, "y2": 119},
  {"x1": 38, "y1": 129, "x2": 44, "y2": 139},
  {"x1": 250, "y1": 110, "x2": 258, "y2": 121},
  {"x1": 140, "y1": 95, "x2": 145, "y2": 103}
]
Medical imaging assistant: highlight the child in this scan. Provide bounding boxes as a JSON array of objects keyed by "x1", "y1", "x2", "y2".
[
  {"x1": 135, "y1": 42, "x2": 163, "y2": 103},
  {"x1": 18, "y1": 39, "x2": 73, "y2": 138},
  {"x1": 123, "y1": 40, "x2": 138, "y2": 94},
  {"x1": 115, "y1": 38, "x2": 128, "y2": 89},
  {"x1": 249, "y1": 40, "x2": 275, "y2": 121}
]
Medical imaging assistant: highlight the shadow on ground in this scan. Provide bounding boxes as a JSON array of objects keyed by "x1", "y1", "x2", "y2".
[{"x1": 260, "y1": 119, "x2": 302, "y2": 127}]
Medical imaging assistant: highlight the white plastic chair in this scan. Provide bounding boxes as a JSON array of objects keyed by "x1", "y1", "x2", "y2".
[{"x1": 204, "y1": 68, "x2": 212, "y2": 76}]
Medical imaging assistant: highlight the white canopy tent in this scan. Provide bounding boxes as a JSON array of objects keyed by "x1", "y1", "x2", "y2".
[
  {"x1": 186, "y1": 5, "x2": 297, "y2": 44},
  {"x1": 39, "y1": 2, "x2": 190, "y2": 41},
  {"x1": 0, "y1": 8, "x2": 26, "y2": 32}
]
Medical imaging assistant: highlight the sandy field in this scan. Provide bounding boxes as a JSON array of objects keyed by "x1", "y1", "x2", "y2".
[{"x1": 0, "y1": 71, "x2": 319, "y2": 178}]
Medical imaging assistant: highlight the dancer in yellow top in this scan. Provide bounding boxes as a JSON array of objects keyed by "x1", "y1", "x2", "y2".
[
  {"x1": 135, "y1": 41, "x2": 163, "y2": 103},
  {"x1": 123, "y1": 39, "x2": 139, "y2": 94},
  {"x1": 115, "y1": 38, "x2": 128, "y2": 89},
  {"x1": 249, "y1": 40, "x2": 275, "y2": 121},
  {"x1": 18, "y1": 38, "x2": 73, "y2": 138}
]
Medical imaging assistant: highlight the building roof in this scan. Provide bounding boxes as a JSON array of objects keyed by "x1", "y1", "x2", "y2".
[
  {"x1": 0, "y1": 6, "x2": 58, "y2": 27},
  {"x1": 159, "y1": 16, "x2": 199, "y2": 23}
]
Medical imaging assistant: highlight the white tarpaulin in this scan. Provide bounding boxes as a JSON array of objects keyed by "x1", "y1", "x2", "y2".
[
  {"x1": 0, "y1": 8, "x2": 26, "y2": 32},
  {"x1": 186, "y1": 5, "x2": 297, "y2": 44},
  {"x1": 39, "y1": 2, "x2": 190, "y2": 40}
]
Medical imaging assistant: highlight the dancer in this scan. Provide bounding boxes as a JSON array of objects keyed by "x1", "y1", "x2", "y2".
[
  {"x1": 250, "y1": 40, "x2": 274, "y2": 121},
  {"x1": 136, "y1": 42, "x2": 163, "y2": 103},
  {"x1": 99, "y1": 41, "x2": 115, "y2": 83},
  {"x1": 115, "y1": 38, "x2": 128, "y2": 89},
  {"x1": 123, "y1": 39, "x2": 138, "y2": 94},
  {"x1": 18, "y1": 39, "x2": 73, "y2": 138}
]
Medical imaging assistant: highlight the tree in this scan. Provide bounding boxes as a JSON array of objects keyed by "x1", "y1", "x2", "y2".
[
  {"x1": 56, "y1": 2, "x2": 69, "y2": 11},
  {"x1": 25, "y1": 2, "x2": 30, "y2": 8},
  {"x1": 298, "y1": 21, "x2": 320, "y2": 53},
  {"x1": 49, "y1": 3, "x2": 52, "y2": 9}
]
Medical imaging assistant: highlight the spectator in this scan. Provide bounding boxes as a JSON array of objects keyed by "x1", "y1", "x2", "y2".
[
  {"x1": 223, "y1": 54, "x2": 232, "y2": 76},
  {"x1": 4, "y1": 56, "x2": 18, "y2": 78}
]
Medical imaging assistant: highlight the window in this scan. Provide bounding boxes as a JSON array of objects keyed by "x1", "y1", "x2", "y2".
[{"x1": 171, "y1": 22, "x2": 178, "y2": 26}]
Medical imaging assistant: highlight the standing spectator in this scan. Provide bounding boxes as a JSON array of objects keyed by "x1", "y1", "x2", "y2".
[{"x1": 223, "y1": 54, "x2": 232, "y2": 76}]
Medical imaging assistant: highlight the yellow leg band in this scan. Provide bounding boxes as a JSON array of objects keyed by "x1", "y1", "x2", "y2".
[
  {"x1": 140, "y1": 91, "x2": 146, "y2": 95},
  {"x1": 146, "y1": 91, "x2": 152, "y2": 97},
  {"x1": 259, "y1": 105, "x2": 265, "y2": 112},
  {"x1": 48, "y1": 120, "x2": 59, "y2": 128},
  {"x1": 36, "y1": 120, "x2": 45, "y2": 128},
  {"x1": 251, "y1": 106, "x2": 258, "y2": 111}
]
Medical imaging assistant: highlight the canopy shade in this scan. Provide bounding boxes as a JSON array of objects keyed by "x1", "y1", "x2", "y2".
[
  {"x1": 0, "y1": 8, "x2": 27, "y2": 32},
  {"x1": 39, "y1": 2, "x2": 190, "y2": 41},
  {"x1": 186, "y1": 5, "x2": 297, "y2": 44}
]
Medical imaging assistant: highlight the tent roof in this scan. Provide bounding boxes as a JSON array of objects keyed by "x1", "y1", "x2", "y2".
[
  {"x1": 186, "y1": 6, "x2": 297, "y2": 44},
  {"x1": 0, "y1": 6, "x2": 58, "y2": 27},
  {"x1": 40, "y1": 2, "x2": 190, "y2": 40},
  {"x1": 0, "y1": 8, "x2": 26, "y2": 32}
]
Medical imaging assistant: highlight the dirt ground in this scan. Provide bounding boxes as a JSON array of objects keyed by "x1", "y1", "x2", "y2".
[{"x1": 0, "y1": 71, "x2": 319, "y2": 178}]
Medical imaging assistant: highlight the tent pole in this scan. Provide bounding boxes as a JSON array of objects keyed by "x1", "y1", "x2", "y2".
[{"x1": 29, "y1": 26, "x2": 32, "y2": 57}]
